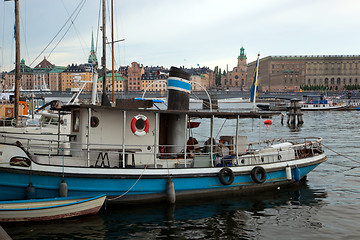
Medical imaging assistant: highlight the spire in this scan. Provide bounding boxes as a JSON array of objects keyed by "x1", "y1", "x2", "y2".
[
  {"x1": 88, "y1": 31, "x2": 98, "y2": 64},
  {"x1": 238, "y1": 46, "x2": 246, "y2": 59},
  {"x1": 91, "y1": 31, "x2": 95, "y2": 52}
]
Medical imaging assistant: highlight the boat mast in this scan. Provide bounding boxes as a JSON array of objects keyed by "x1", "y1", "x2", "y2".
[
  {"x1": 111, "y1": 0, "x2": 115, "y2": 104},
  {"x1": 14, "y1": 0, "x2": 20, "y2": 124},
  {"x1": 101, "y1": 0, "x2": 110, "y2": 106}
]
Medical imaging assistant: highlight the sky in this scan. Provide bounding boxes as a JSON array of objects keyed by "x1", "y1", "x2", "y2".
[{"x1": 1, "y1": 0, "x2": 360, "y2": 72}]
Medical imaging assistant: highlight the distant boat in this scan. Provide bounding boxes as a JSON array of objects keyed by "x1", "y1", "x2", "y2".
[
  {"x1": 300, "y1": 95, "x2": 347, "y2": 111},
  {"x1": 0, "y1": 194, "x2": 106, "y2": 222},
  {"x1": 218, "y1": 98, "x2": 246, "y2": 103}
]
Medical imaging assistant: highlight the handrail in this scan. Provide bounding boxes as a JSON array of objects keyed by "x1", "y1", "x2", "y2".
[{"x1": 1, "y1": 134, "x2": 323, "y2": 168}]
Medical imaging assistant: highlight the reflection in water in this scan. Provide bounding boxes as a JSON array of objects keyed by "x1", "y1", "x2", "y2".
[
  {"x1": 3, "y1": 181, "x2": 327, "y2": 240},
  {"x1": 100, "y1": 181, "x2": 327, "y2": 240},
  {"x1": 3, "y1": 214, "x2": 106, "y2": 240}
]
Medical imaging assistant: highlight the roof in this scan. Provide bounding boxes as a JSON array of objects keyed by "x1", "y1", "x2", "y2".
[
  {"x1": 49, "y1": 66, "x2": 67, "y2": 73},
  {"x1": 9, "y1": 59, "x2": 33, "y2": 73},
  {"x1": 60, "y1": 104, "x2": 279, "y2": 119},
  {"x1": 98, "y1": 72, "x2": 125, "y2": 82},
  {"x1": 34, "y1": 57, "x2": 55, "y2": 69}
]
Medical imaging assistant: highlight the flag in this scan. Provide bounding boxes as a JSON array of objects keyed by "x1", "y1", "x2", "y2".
[{"x1": 250, "y1": 55, "x2": 260, "y2": 102}]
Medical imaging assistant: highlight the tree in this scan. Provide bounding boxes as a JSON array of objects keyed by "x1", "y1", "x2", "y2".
[{"x1": 214, "y1": 66, "x2": 222, "y2": 86}]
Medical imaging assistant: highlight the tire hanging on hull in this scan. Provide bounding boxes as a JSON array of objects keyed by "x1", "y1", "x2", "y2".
[
  {"x1": 218, "y1": 167, "x2": 235, "y2": 185},
  {"x1": 251, "y1": 166, "x2": 267, "y2": 184}
]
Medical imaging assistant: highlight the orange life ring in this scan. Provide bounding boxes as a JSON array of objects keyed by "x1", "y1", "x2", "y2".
[{"x1": 131, "y1": 115, "x2": 150, "y2": 136}]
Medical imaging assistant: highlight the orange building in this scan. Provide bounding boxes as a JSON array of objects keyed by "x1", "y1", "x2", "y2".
[{"x1": 127, "y1": 62, "x2": 145, "y2": 92}]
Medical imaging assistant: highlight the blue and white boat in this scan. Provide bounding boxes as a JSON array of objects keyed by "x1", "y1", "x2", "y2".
[
  {"x1": 300, "y1": 95, "x2": 346, "y2": 111},
  {"x1": 0, "y1": 67, "x2": 327, "y2": 204}
]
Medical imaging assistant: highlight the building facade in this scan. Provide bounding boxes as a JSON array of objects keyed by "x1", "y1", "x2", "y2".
[
  {"x1": 246, "y1": 56, "x2": 306, "y2": 92},
  {"x1": 60, "y1": 64, "x2": 93, "y2": 91},
  {"x1": 97, "y1": 72, "x2": 127, "y2": 92},
  {"x1": 304, "y1": 55, "x2": 360, "y2": 90},
  {"x1": 127, "y1": 62, "x2": 145, "y2": 92},
  {"x1": 4, "y1": 59, "x2": 33, "y2": 90},
  {"x1": 33, "y1": 57, "x2": 55, "y2": 90},
  {"x1": 49, "y1": 66, "x2": 67, "y2": 91},
  {"x1": 246, "y1": 55, "x2": 360, "y2": 92},
  {"x1": 185, "y1": 67, "x2": 215, "y2": 91}
]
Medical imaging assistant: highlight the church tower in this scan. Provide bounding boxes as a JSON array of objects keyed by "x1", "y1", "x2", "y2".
[
  {"x1": 237, "y1": 46, "x2": 247, "y2": 71},
  {"x1": 88, "y1": 32, "x2": 98, "y2": 64}
]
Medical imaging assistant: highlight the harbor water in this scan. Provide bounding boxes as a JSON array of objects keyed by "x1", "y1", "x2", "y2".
[{"x1": 2, "y1": 102, "x2": 360, "y2": 239}]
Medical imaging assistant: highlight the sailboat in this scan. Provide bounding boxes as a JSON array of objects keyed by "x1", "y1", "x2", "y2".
[{"x1": 0, "y1": 1, "x2": 327, "y2": 204}]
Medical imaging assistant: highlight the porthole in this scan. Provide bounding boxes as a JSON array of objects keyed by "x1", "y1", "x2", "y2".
[{"x1": 91, "y1": 116, "x2": 100, "y2": 128}]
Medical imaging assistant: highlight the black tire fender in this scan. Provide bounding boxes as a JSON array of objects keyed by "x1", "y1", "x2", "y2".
[
  {"x1": 251, "y1": 166, "x2": 267, "y2": 183},
  {"x1": 218, "y1": 167, "x2": 235, "y2": 185}
]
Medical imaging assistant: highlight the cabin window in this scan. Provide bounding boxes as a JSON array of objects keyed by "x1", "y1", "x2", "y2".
[
  {"x1": 91, "y1": 116, "x2": 100, "y2": 128},
  {"x1": 73, "y1": 110, "x2": 80, "y2": 132}
]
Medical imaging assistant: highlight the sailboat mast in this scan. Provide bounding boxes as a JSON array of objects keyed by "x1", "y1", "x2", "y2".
[
  {"x1": 111, "y1": 0, "x2": 115, "y2": 103},
  {"x1": 14, "y1": 0, "x2": 20, "y2": 123},
  {"x1": 101, "y1": 0, "x2": 110, "y2": 106}
]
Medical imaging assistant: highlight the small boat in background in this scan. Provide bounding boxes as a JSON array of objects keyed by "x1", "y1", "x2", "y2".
[
  {"x1": 0, "y1": 194, "x2": 106, "y2": 222},
  {"x1": 300, "y1": 95, "x2": 346, "y2": 111}
]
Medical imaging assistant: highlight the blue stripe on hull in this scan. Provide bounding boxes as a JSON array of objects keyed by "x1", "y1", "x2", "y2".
[{"x1": 0, "y1": 164, "x2": 319, "y2": 201}]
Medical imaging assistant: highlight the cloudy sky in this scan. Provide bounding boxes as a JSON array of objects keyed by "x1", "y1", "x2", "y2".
[{"x1": 1, "y1": 0, "x2": 360, "y2": 72}]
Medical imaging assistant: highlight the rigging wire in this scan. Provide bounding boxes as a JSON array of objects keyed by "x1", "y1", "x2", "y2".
[
  {"x1": 96, "y1": 0, "x2": 101, "y2": 56},
  {"x1": 322, "y1": 144, "x2": 360, "y2": 165},
  {"x1": 47, "y1": 0, "x2": 87, "y2": 59},
  {"x1": 1, "y1": 1, "x2": 6, "y2": 71},
  {"x1": 59, "y1": 0, "x2": 88, "y2": 60},
  {"x1": 29, "y1": 0, "x2": 86, "y2": 67}
]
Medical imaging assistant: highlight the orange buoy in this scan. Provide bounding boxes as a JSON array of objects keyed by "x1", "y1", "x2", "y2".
[{"x1": 264, "y1": 119, "x2": 272, "y2": 125}]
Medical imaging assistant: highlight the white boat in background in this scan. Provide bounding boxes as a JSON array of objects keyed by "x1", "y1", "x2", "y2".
[
  {"x1": 0, "y1": 194, "x2": 106, "y2": 222},
  {"x1": 300, "y1": 95, "x2": 347, "y2": 111},
  {"x1": 218, "y1": 97, "x2": 246, "y2": 103}
]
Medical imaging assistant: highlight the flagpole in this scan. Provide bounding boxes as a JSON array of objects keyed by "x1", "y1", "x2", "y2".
[{"x1": 252, "y1": 53, "x2": 260, "y2": 111}]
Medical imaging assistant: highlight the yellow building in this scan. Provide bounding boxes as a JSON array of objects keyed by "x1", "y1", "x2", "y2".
[
  {"x1": 141, "y1": 74, "x2": 167, "y2": 92},
  {"x1": 97, "y1": 72, "x2": 127, "y2": 93},
  {"x1": 60, "y1": 64, "x2": 93, "y2": 92}
]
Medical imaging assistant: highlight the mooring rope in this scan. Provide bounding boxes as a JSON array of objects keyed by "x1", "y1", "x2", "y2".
[
  {"x1": 107, "y1": 166, "x2": 147, "y2": 201},
  {"x1": 322, "y1": 144, "x2": 360, "y2": 164}
]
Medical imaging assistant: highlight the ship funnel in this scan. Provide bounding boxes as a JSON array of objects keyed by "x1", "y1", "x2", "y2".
[{"x1": 167, "y1": 67, "x2": 191, "y2": 110}]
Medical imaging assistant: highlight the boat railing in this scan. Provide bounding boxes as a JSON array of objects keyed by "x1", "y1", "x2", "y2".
[{"x1": 1, "y1": 134, "x2": 324, "y2": 168}]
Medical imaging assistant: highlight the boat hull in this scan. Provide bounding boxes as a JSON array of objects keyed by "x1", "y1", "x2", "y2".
[
  {"x1": 0, "y1": 194, "x2": 106, "y2": 222},
  {"x1": 0, "y1": 155, "x2": 326, "y2": 203}
]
